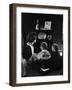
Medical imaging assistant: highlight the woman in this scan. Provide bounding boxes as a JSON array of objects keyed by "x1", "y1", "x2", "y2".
[{"x1": 22, "y1": 32, "x2": 37, "y2": 77}]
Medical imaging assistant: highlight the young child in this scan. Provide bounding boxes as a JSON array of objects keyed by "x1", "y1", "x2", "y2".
[
  {"x1": 37, "y1": 42, "x2": 51, "y2": 60},
  {"x1": 37, "y1": 42, "x2": 51, "y2": 72}
]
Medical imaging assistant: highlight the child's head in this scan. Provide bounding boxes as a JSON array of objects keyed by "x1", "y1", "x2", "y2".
[
  {"x1": 52, "y1": 44, "x2": 58, "y2": 52},
  {"x1": 40, "y1": 42, "x2": 48, "y2": 50}
]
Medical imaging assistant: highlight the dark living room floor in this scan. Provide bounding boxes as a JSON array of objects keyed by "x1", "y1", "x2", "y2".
[{"x1": 22, "y1": 62, "x2": 63, "y2": 77}]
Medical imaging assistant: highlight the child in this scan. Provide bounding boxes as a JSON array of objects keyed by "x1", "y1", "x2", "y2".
[
  {"x1": 37, "y1": 42, "x2": 51, "y2": 72},
  {"x1": 37, "y1": 42, "x2": 51, "y2": 60}
]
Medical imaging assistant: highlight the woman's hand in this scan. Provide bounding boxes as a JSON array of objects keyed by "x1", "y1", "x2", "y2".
[
  {"x1": 32, "y1": 53, "x2": 38, "y2": 61},
  {"x1": 29, "y1": 53, "x2": 38, "y2": 62}
]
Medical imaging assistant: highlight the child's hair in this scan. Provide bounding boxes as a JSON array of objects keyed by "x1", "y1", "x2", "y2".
[
  {"x1": 52, "y1": 43, "x2": 59, "y2": 52},
  {"x1": 40, "y1": 42, "x2": 48, "y2": 50}
]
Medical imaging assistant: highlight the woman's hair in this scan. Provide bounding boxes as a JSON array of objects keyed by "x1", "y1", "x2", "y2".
[
  {"x1": 26, "y1": 32, "x2": 37, "y2": 43},
  {"x1": 40, "y1": 42, "x2": 48, "y2": 50}
]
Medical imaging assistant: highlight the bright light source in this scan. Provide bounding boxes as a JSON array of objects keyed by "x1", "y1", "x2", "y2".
[{"x1": 59, "y1": 52, "x2": 62, "y2": 56}]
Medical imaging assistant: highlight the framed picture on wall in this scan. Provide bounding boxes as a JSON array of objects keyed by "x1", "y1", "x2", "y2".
[{"x1": 9, "y1": 3, "x2": 70, "y2": 86}]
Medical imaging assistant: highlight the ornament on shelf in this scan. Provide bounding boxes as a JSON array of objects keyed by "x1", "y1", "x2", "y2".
[
  {"x1": 44, "y1": 21, "x2": 52, "y2": 30},
  {"x1": 35, "y1": 19, "x2": 39, "y2": 30}
]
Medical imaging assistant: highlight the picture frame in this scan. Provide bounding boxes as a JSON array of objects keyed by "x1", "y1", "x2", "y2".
[{"x1": 9, "y1": 3, "x2": 70, "y2": 86}]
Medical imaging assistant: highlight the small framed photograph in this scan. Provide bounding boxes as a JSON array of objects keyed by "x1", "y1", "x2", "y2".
[{"x1": 9, "y1": 3, "x2": 70, "y2": 86}]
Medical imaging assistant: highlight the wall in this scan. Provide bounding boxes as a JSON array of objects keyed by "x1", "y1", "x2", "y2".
[{"x1": 0, "y1": 0, "x2": 72, "y2": 90}]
